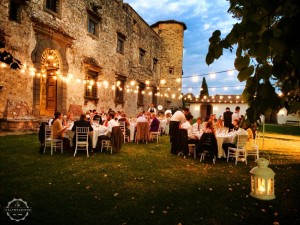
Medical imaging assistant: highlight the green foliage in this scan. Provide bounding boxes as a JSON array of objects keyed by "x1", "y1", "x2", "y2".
[
  {"x1": 206, "y1": 0, "x2": 300, "y2": 123},
  {"x1": 237, "y1": 65, "x2": 254, "y2": 82}
]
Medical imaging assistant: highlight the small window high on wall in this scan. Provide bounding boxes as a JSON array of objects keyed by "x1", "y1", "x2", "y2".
[
  {"x1": 87, "y1": 11, "x2": 100, "y2": 37},
  {"x1": 139, "y1": 48, "x2": 146, "y2": 65},
  {"x1": 117, "y1": 33, "x2": 126, "y2": 54},
  {"x1": 44, "y1": 0, "x2": 61, "y2": 18},
  {"x1": 9, "y1": 0, "x2": 22, "y2": 23}
]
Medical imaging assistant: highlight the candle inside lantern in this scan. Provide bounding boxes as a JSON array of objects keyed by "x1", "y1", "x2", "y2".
[{"x1": 250, "y1": 158, "x2": 275, "y2": 200}]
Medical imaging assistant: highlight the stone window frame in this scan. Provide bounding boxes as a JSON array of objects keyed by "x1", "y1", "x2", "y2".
[
  {"x1": 115, "y1": 75, "x2": 126, "y2": 104},
  {"x1": 44, "y1": 0, "x2": 62, "y2": 19},
  {"x1": 168, "y1": 67, "x2": 174, "y2": 75},
  {"x1": 9, "y1": 0, "x2": 22, "y2": 23},
  {"x1": 139, "y1": 48, "x2": 146, "y2": 65},
  {"x1": 84, "y1": 69, "x2": 99, "y2": 104},
  {"x1": 137, "y1": 82, "x2": 145, "y2": 107},
  {"x1": 87, "y1": 11, "x2": 100, "y2": 38},
  {"x1": 152, "y1": 58, "x2": 158, "y2": 72},
  {"x1": 117, "y1": 32, "x2": 126, "y2": 54}
]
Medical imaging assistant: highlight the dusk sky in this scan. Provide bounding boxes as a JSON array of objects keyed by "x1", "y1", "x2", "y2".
[{"x1": 124, "y1": 0, "x2": 245, "y2": 96}]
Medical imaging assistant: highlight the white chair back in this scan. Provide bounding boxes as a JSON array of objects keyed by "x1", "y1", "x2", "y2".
[
  {"x1": 236, "y1": 135, "x2": 248, "y2": 149},
  {"x1": 74, "y1": 127, "x2": 89, "y2": 157}
]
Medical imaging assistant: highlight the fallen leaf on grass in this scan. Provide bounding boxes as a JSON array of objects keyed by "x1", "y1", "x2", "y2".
[
  {"x1": 114, "y1": 193, "x2": 119, "y2": 197},
  {"x1": 86, "y1": 186, "x2": 90, "y2": 189}
]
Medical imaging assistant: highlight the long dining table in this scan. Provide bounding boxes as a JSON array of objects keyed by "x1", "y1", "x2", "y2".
[{"x1": 66, "y1": 124, "x2": 107, "y2": 148}]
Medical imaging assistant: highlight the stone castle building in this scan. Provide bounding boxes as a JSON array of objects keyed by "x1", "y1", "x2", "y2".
[{"x1": 0, "y1": 0, "x2": 186, "y2": 131}]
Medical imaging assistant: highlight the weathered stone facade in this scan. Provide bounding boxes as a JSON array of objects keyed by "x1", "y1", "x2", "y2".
[{"x1": 0, "y1": 0, "x2": 186, "y2": 131}]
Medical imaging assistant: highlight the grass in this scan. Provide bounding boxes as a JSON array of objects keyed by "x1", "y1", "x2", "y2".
[
  {"x1": 258, "y1": 123, "x2": 300, "y2": 136},
  {"x1": 0, "y1": 132, "x2": 300, "y2": 225}
]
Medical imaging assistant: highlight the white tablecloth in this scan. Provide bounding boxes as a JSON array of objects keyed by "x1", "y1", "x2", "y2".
[
  {"x1": 92, "y1": 125, "x2": 107, "y2": 148},
  {"x1": 216, "y1": 133, "x2": 234, "y2": 158},
  {"x1": 65, "y1": 125, "x2": 107, "y2": 148}
]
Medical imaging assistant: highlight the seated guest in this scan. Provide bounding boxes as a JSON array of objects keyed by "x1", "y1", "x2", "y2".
[
  {"x1": 93, "y1": 109, "x2": 103, "y2": 125},
  {"x1": 181, "y1": 114, "x2": 200, "y2": 145},
  {"x1": 222, "y1": 119, "x2": 248, "y2": 155},
  {"x1": 150, "y1": 113, "x2": 160, "y2": 132},
  {"x1": 118, "y1": 113, "x2": 130, "y2": 136},
  {"x1": 197, "y1": 121, "x2": 218, "y2": 158},
  {"x1": 72, "y1": 114, "x2": 93, "y2": 132},
  {"x1": 232, "y1": 118, "x2": 240, "y2": 131},
  {"x1": 62, "y1": 113, "x2": 74, "y2": 127},
  {"x1": 51, "y1": 112, "x2": 70, "y2": 139},
  {"x1": 97, "y1": 112, "x2": 119, "y2": 150},
  {"x1": 192, "y1": 117, "x2": 203, "y2": 132},
  {"x1": 216, "y1": 116, "x2": 224, "y2": 130},
  {"x1": 145, "y1": 111, "x2": 152, "y2": 125},
  {"x1": 136, "y1": 112, "x2": 147, "y2": 123},
  {"x1": 72, "y1": 114, "x2": 94, "y2": 151},
  {"x1": 149, "y1": 113, "x2": 160, "y2": 141}
]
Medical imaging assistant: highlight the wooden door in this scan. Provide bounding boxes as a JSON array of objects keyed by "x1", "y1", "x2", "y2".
[{"x1": 46, "y1": 71, "x2": 57, "y2": 115}]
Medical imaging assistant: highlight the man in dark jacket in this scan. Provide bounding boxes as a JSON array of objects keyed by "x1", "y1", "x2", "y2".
[
  {"x1": 72, "y1": 114, "x2": 94, "y2": 152},
  {"x1": 223, "y1": 107, "x2": 233, "y2": 130}
]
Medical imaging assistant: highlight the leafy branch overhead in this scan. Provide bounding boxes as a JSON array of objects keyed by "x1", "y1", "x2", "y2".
[{"x1": 206, "y1": 0, "x2": 300, "y2": 123}]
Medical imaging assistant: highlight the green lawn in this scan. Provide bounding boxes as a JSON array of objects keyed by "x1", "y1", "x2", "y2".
[
  {"x1": 0, "y1": 133, "x2": 299, "y2": 225},
  {"x1": 259, "y1": 123, "x2": 300, "y2": 136}
]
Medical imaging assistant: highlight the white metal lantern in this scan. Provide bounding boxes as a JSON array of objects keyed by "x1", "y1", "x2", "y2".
[{"x1": 250, "y1": 158, "x2": 275, "y2": 200}]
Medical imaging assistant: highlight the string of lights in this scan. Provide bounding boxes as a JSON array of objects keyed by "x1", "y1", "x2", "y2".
[{"x1": 181, "y1": 69, "x2": 236, "y2": 79}]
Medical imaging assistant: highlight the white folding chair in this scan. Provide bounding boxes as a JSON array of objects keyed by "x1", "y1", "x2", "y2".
[
  {"x1": 74, "y1": 127, "x2": 89, "y2": 157},
  {"x1": 119, "y1": 121, "x2": 130, "y2": 143},
  {"x1": 101, "y1": 140, "x2": 112, "y2": 154},
  {"x1": 247, "y1": 133, "x2": 260, "y2": 160},
  {"x1": 227, "y1": 134, "x2": 248, "y2": 165},
  {"x1": 43, "y1": 125, "x2": 63, "y2": 155},
  {"x1": 150, "y1": 126, "x2": 161, "y2": 143}
]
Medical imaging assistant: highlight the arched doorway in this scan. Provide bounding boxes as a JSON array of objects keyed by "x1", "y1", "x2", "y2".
[
  {"x1": 31, "y1": 24, "x2": 73, "y2": 118},
  {"x1": 40, "y1": 49, "x2": 61, "y2": 116}
]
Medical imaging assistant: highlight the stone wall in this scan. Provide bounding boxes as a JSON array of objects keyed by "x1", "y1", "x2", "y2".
[{"x1": 0, "y1": 0, "x2": 185, "y2": 130}]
